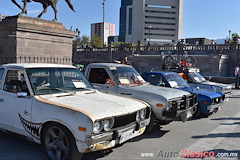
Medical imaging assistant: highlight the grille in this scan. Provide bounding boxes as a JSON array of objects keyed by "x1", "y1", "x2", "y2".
[
  {"x1": 112, "y1": 107, "x2": 150, "y2": 129},
  {"x1": 178, "y1": 94, "x2": 197, "y2": 110}
]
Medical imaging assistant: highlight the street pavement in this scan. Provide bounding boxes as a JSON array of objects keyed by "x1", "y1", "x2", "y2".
[{"x1": 0, "y1": 90, "x2": 240, "y2": 160}]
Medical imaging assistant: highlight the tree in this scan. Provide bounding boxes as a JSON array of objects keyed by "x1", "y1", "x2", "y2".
[
  {"x1": 230, "y1": 33, "x2": 239, "y2": 44},
  {"x1": 90, "y1": 35, "x2": 102, "y2": 48},
  {"x1": 80, "y1": 35, "x2": 90, "y2": 46}
]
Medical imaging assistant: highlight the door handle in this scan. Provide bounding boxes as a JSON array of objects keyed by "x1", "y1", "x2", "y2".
[
  {"x1": 24, "y1": 110, "x2": 29, "y2": 115},
  {"x1": 0, "y1": 99, "x2": 4, "y2": 103}
]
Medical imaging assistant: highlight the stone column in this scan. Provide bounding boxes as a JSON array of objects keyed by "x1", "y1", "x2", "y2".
[{"x1": 0, "y1": 15, "x2": 74, "y2": 65}]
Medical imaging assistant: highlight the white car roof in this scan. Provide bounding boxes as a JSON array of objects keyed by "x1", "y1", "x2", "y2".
[
  {"x1": 88, "y1": 63, "x2": 131, "y2": 67},
  {"x1": 0, "y1": 63, "x2": 76, "y2": 69}
]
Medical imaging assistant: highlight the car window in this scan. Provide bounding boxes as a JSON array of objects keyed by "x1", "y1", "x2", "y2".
[
  {"x1": 147, "y1": 74, "x2": 162, "y2": 85},
  {"x1": 3, "y1": 70, "x2": 30, "y2": 94},
  {"x1": 0, "y1": 68, "x2": 4, "y2": 84},
  {"x1": 27, "y1": 68, "x2": 92, "y2": 95},
  {"x1": 89, "y1": 68, "x2": 110, "y2": 84}
]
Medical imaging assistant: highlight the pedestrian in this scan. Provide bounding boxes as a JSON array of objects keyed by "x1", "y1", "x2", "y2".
[
  {"x1": 235, "y1": 64, "x2": 240, "y2": 89},
  {"x1": 211, "y1": 40, "x2": 216, "y2": 45},
  {"x1": 121, "y1": 56, "x2": 131, "y2": 65}
]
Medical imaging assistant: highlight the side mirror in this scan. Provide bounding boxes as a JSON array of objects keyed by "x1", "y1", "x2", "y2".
[
  {"x1": 105, "y1": 79, "x2": 115, "y2": 88},
  {"x1": 17, "y1": 92, "x2": 28, "y2": 98},
  {"x1": 105, "y1": 81, "x2": 111, "y2": 88},
  {"x1": 158, "y1": 82, "x2": 165, "y2": 87}
]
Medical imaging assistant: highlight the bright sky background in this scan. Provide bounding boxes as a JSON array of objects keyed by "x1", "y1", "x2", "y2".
[{"x1": 1, "y1": 0, "x2": 240, "y2": 40}]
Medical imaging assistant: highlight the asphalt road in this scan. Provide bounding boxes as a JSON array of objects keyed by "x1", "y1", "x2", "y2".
[{"x1": 1, "y1": 90, "x2": 240, "y2": 160}]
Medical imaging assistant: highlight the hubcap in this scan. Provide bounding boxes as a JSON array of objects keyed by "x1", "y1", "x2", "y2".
[{"x1": 45, "y1": 126, "x2": 69, "y2": 160}]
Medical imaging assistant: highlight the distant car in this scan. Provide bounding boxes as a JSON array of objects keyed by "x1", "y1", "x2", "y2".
[
  {"x1": 85, "y1": 63, "x2": 198, "y2": 132},
  {"x1": 0, "y1": 63, "x2": 151, "y2": 160},
  {"x1": 164, "y1": 67, "x2": 233, "y2": 94},
  {"x1": 144, "y1": 71, "x2": 225, "y2": 118}
]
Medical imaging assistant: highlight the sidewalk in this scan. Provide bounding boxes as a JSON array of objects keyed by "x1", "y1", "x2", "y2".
[{"x1": 172, "y1": 90, "x2": 240, "y2": 160}]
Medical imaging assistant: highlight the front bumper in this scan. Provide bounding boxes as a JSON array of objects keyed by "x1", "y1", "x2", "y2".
[
  {"x1": 207, "y1": 103, "x2": 221, "y2": 114},
  {"x1": 82, "y1": 118, "x2": 150, "y2": 152},
  {"x1": 162, "y1": 94, "x2": 198, "y2": 122},
  {"x1": 163, "y1": 105, "x2": 195, "y2": 122},
  {"x1": 223, "y1": 86, "x2": 233, "y2": 94}
]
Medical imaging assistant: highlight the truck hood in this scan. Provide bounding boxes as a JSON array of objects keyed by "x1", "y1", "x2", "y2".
[
  {"x1": 179, "y1": 86, "x2": 223, "y2": 99},
  {"x1": 36, "y1": 90, "x2": 147, "y2": 121},
  {"x1": 125, "y1": 84, "x2": 190, "y2": 100}
]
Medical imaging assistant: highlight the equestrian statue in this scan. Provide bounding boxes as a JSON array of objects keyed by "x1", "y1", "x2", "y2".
[{"x1": 11, "y1": 0, "x2": 75, "y2": 21}]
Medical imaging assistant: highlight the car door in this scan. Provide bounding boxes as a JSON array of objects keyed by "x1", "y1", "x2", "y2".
[
  {"x1": 0, "y1": 69, "x2": 33, "y2": 137},
  {"x1": 88, "y1": 67, "x2": 118, "y2": 95}
]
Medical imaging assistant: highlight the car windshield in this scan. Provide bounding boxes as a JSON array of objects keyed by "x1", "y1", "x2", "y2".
[
  {"x1": 188, "y1": 72, "x2": 206, "y2": 82},
  {"x1": 110, "y1": 66, "x2": 146, "y2": 86},
  {"x1": 26, "y1": 68, "x2": 93, "y2": 95},
  {"x1": 163, "y1": 73, "x2": 189, "y2": 88}
]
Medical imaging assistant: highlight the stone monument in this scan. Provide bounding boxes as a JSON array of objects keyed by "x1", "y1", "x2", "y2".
[{"x1": 0, "y1": 15, "x2": 74, "y2": 65}]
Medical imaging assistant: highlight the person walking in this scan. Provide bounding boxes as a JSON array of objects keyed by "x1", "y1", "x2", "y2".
[{"x1": 235, "y1": 64, "x2": 240, "y2": 89}]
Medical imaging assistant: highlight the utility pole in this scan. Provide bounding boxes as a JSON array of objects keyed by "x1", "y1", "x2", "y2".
[
  {"x1": 228, "y1": 30, "x2": 231, "y2": 41},
  {"x1": 102, "y1": 0, "x2": 106, "y2": 47}
]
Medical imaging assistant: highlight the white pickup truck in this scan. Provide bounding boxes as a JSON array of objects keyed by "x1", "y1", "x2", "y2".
[
  {"x1": 0, "y1": 63, "x2": 151, "y2": 160},
  {"x1": 85, "y1": 63, "x2": 198, "y2": 131}
]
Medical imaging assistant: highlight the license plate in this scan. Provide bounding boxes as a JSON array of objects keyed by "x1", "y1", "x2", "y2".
[{"x1": 119, "y1": 129, "x2": 134, "y2": 144}]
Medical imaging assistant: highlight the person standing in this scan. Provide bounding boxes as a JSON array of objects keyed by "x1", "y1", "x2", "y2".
[
  {"x1": 121, "y1": 56, "x2": 131, "y2": 65},
  {"x1": 235, "y1": 64, "x2": 240, "y2": 89}
]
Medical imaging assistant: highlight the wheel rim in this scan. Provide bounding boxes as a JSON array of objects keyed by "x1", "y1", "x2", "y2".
[{"x1": 44, "y1": 126, "x2": 69, "y2": 160}]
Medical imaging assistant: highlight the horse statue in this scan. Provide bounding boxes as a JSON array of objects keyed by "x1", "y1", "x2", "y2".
[{"x1": 11, "y1": 0, "x2": 75, "y2": 21}]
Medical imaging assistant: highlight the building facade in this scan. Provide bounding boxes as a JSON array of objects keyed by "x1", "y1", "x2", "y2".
[
  {"x1": 91, "y1": 22, "x2": 115, "y2": 46},
  {"x1": 119, "y1": 0, "x2": 183, "y2": 45},
  {"x1": 0, "y1": 14, "x2": 6, "y2": 22}
]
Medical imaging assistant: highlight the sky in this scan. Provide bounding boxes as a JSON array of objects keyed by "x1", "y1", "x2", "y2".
[{"x1": 1, "y1": 0, "x2": 240, "y2": 40}]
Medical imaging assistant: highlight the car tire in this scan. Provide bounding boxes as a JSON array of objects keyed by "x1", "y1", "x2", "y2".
[
  {"x1": 192, "y1": 105, "x2": 202, "y2": 118},
  {"x1": 144, "y1": 113, "x2": 155, "y2": 134},
  {"x1": 41, "y1": 123, "x2": 83, "y2": 160}
]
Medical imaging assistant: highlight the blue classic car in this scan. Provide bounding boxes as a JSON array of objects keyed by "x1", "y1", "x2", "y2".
[{"x1": 144, "y1": 71, "x2": 225, "y2": 118}]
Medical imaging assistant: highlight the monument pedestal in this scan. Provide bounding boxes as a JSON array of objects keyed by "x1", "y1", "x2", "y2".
[{"x1": 0, "y1": 15, "x2": 74, "y2": 65}]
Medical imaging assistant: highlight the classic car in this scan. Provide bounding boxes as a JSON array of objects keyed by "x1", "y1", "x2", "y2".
[
  {"x1": 144, "y1": 71, "x2": 225, "y2": 118},
  {"x1": 0, "y1": 63, "x2": 151, "y2": 160},
  {"x1": 164, "y1": 67, "x2": 233, "y2": 94}
]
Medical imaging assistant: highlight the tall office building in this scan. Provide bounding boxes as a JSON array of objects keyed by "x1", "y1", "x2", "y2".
[
  {"x1": 119, "y1": 0, "x2": 183, "y2": 45},
  {"x1": 91, "y1": 22, "x2": 115, "y2": 45}
]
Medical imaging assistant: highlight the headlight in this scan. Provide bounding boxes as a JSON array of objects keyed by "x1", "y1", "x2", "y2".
[
  {"x1": 136, "y1": 111, "x2": 141, "y2": 122},
  {"x1": 103, "y1": 118, "x2": 114, "y2": 131},
  {"x1": 93, "y1": 121, "x2": 103, "y2": 134},
  {"x1": 140, "y1": 109, "x2": 147, "y2": 120}
]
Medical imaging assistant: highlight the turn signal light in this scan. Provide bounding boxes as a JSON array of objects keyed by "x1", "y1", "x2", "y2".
[{"x1": 156, "y1": 103, "x2": 163, "y2": 107}]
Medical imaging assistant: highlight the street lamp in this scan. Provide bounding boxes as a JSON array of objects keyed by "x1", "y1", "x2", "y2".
[
  {"x1": 148, "y1": 25, "x2": 152, "y2": 45},
  {"x1": 74, "y1": 28, "x2": 80, "y2": 48},
  {"x1": 229, "y1": 30, "x2": 231, "y2": 41}
]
